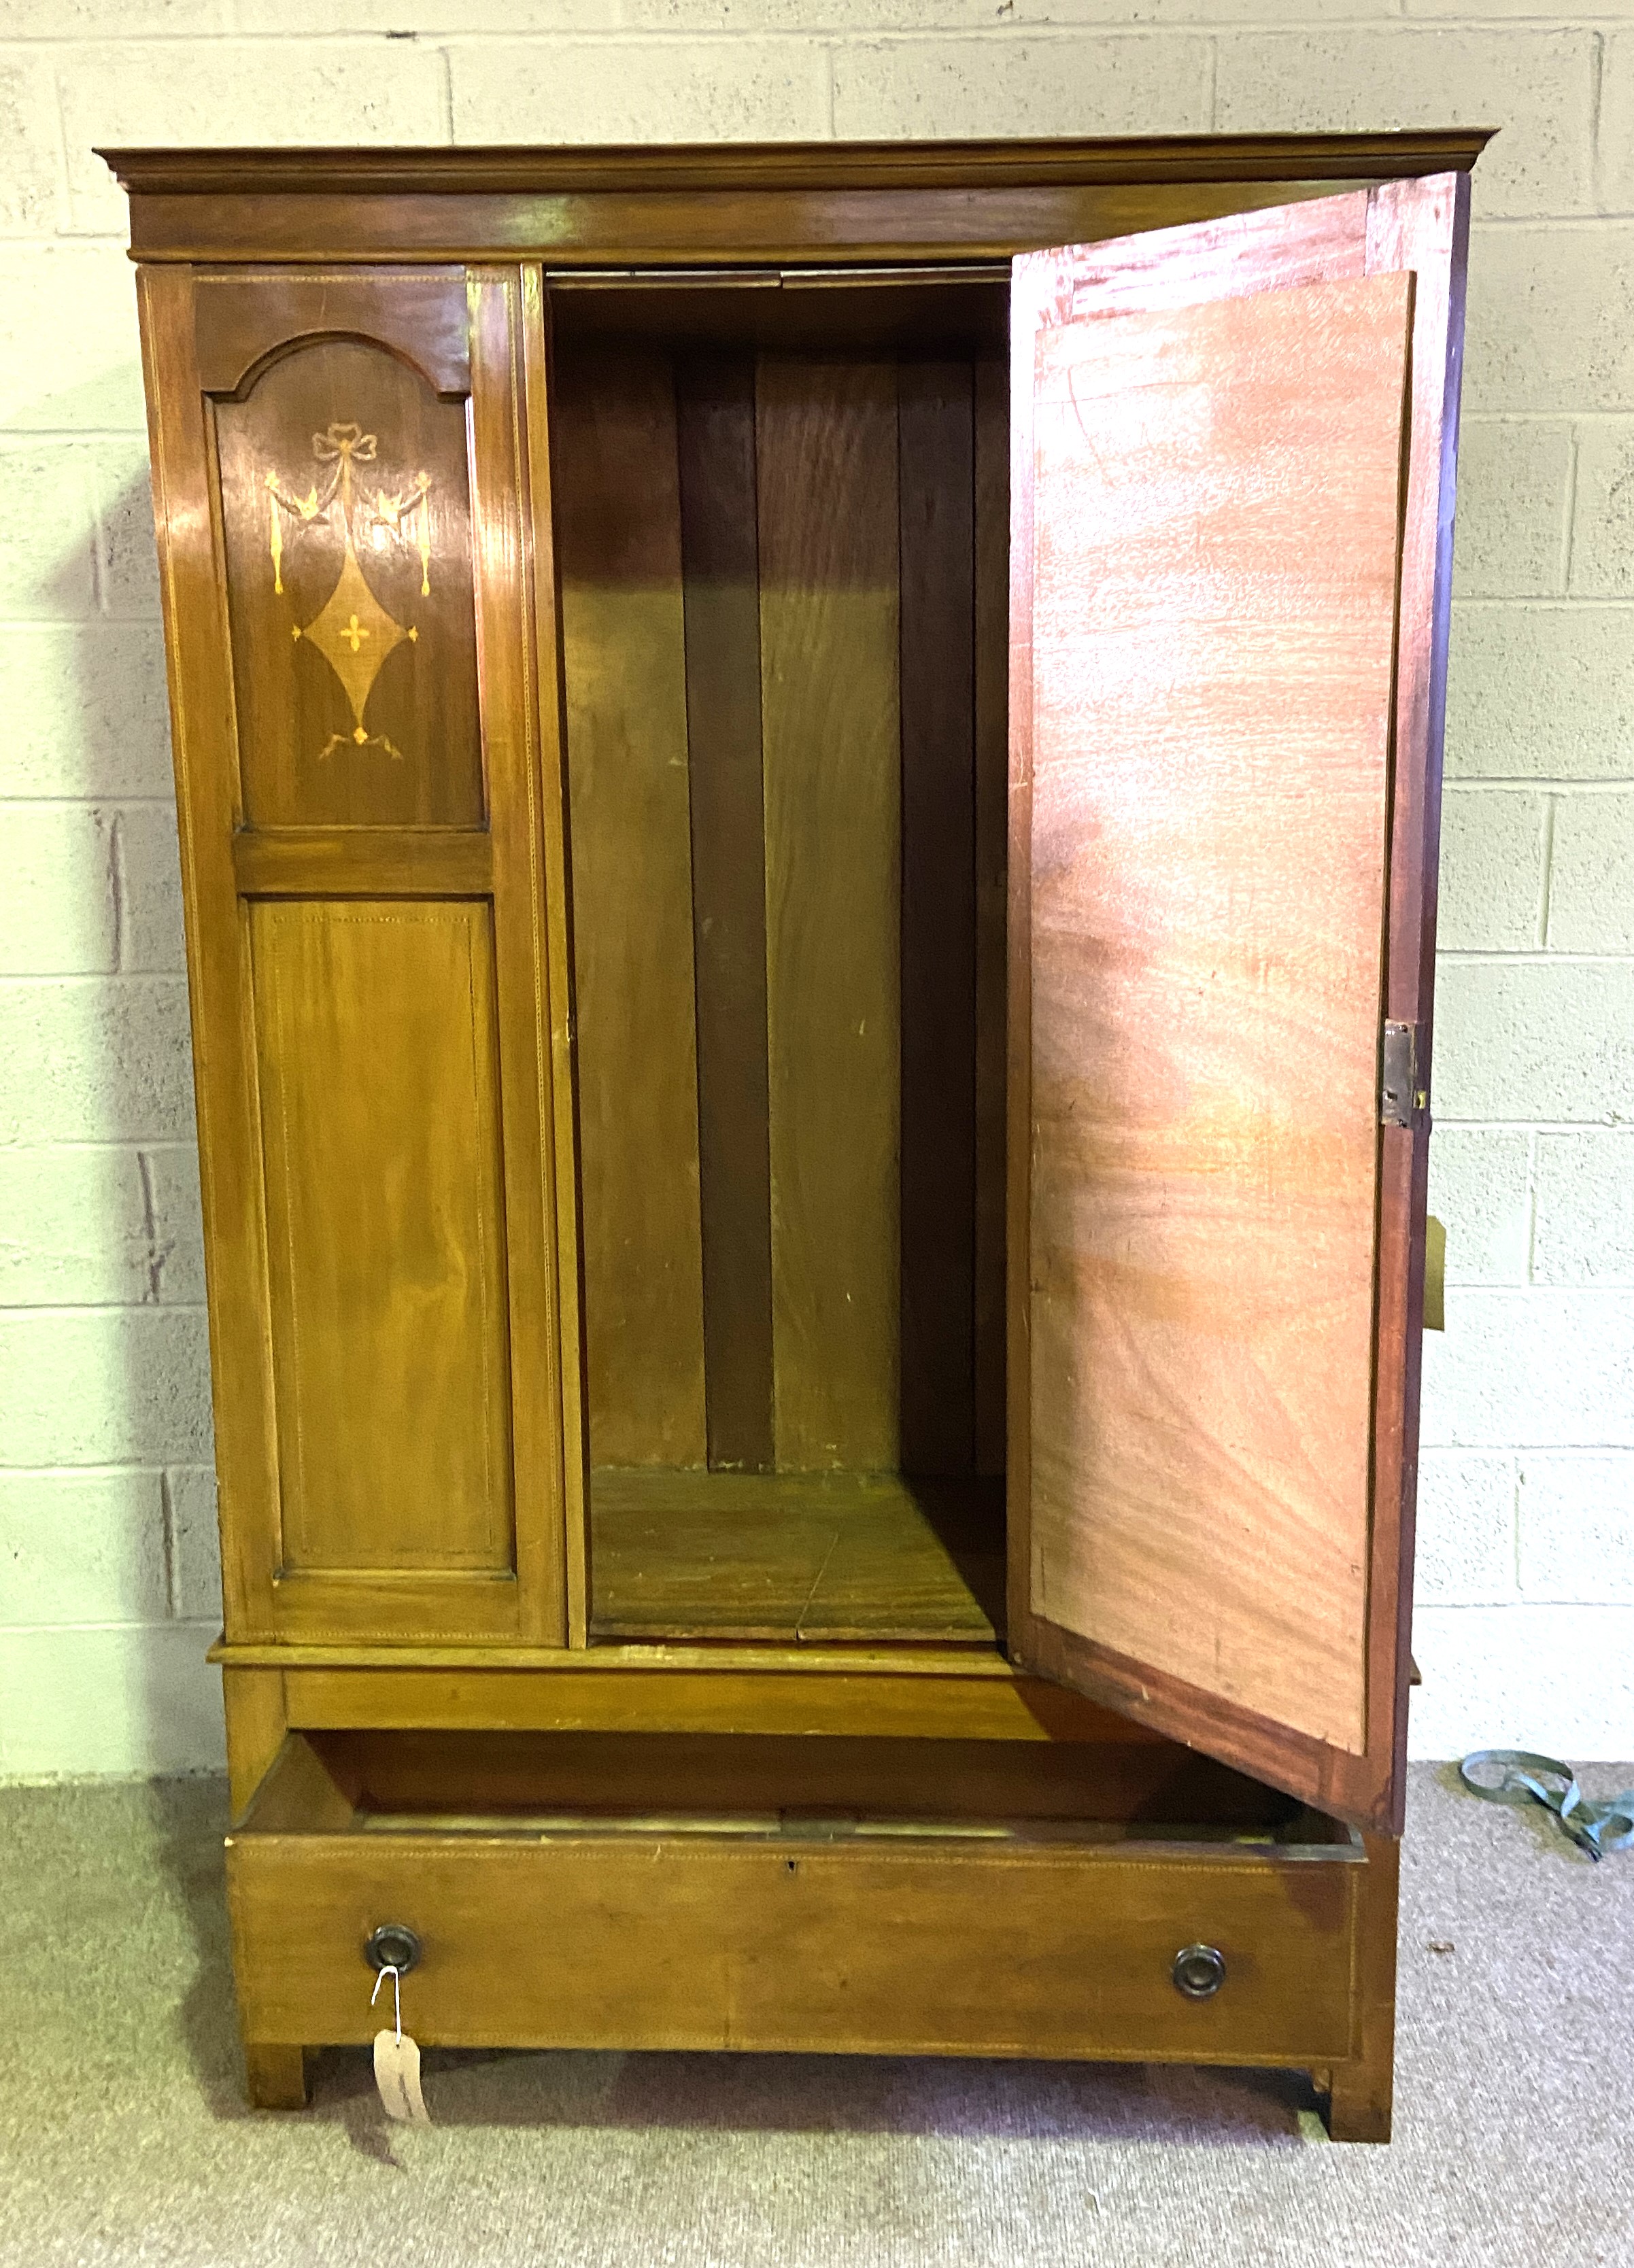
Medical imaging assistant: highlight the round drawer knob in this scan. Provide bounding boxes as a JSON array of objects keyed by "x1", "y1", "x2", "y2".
[
  {"x1": 1172, "y1": 1942, "x2": 1227, "y2": 1999},
  {"x1": 364, "y1": 1923, "x2": 422, "y2": 1975}
]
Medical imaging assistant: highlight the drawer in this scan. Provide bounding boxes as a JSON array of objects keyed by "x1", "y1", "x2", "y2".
[{"x1": 228, "y1": 1731, "x2": 1367, "y2": 2065}]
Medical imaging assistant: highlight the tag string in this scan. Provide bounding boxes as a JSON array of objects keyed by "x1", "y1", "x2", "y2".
[
  {"x1": 1461, "y1": 1750, "x2": 1634, "y2": 1863},
  {"x1": 370, "y1": 1962, "x2": 403, "y2": 2041}
]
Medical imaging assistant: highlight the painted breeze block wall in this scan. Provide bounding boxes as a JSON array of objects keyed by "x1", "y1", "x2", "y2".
[{"x1": 1, "y1": 0, "x2": 1630, "y2": 1777}]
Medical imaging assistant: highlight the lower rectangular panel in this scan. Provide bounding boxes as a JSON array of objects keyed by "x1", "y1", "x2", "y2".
[
  {"x1": 267, "y1": 1572, "x2": 524, "y2": 1647},
  {"x1": 250, "y1": 896, "x2": 516, "y2": 1582},
  {"x1": 228, "y1": 1734, "x2": 1361, "y2": 2065}
]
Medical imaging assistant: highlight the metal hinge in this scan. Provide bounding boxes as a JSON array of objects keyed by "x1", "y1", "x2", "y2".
[{"x1": 1380, "y1": 1020, "x2": 1427, "y2": 1129}]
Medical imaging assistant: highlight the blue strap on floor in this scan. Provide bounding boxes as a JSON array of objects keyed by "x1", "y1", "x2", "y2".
[{"x1": 1460, "y1": 1751, "x2": 1634, "y2": 1862}]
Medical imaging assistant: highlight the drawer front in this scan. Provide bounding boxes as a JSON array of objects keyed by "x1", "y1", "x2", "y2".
[{"x1": 228, "y1": 1830, "x2": 1361, "y2": 2063}]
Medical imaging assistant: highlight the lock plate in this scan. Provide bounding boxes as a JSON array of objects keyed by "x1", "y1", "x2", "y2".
[
  {"x1": 1172, "y1": 1942, "x2": 1227, "y2": 1999},
  {"x1": 364, "y1": 1923, "x2": 422, "y2": 1974},
  {"x1": 1380, "y1": 1020, "x2": 1426, "y2": 1129}
]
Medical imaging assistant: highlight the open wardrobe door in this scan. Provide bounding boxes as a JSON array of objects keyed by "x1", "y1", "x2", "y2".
[{"x1": 1005, "y1": 180, "x2": 1469, "y2": 1834}]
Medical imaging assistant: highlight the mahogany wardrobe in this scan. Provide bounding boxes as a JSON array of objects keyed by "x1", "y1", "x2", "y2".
[{"x1": 109, "y1": 133, "x2": 1480, "y2": 2140}]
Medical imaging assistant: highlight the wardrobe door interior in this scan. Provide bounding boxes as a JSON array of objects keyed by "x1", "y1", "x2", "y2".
[{"x1": 1005, "y1": 182, "x2": 1468, "y2": 1832}]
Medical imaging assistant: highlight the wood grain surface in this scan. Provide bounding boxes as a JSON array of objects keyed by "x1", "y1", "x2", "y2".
[
  {"x1": 222, "y1": 1667, "x2": 288, "y2": 1821},
  {"x1": 758, "y1": 357, "x2": 902, "y2": 1471},
  {"x1": 554, "y1": 350, "x2": 709, "y2": 1470},
  {"x1": 228, "y1": 1730, "x2": 1363, "y2": 2066},
  {"x1": 1040, "y1": 186, "x2": 1371, "y2": 315},
  {"x1": 143, "y1": 260, "x2": 567, "y2": 1647},
  {"x1": 1327, "y1": 1830, "x2": 1400, "y2": 2141},
  {"x1": 275, "y1": 1661, "x2": 1157, "y2": 1745},
  {"x1": 898, "y1": 360, "x2": 977, "y2": 1477},
  {"x1": 277, "y1": 1724, "x2": 1318, "y2": 1829},
  {"x1": 118, "y1": 151, "x2": 1483, "y2": 2133},
  {"x1": 1021, "y1": 273, "x2": 1413, "y2": 1755},
  {"x1": 1361, "y1": 175, "x2": 1471, "y2": 1835},
  {"x1": 213, "y1": 335, "x2": 483, "y2": 827},
  {"x1": 107, "y1": 135, "x2": 1488, "y2": 267},
  {"x1": 676, "y1": 354, "x2": 777, "y2": 1475},
  {"x1": 194, "y1": 268, "x2": 471, "y2": 400},
  {"x1": 554, "y1": 322, "x2": 1006, "y2": 1504},
  {"x1": 231, "y1": 1827, "x2": 1359, "y2": 2064},
  {"x1": 521, "y1": 265, "x2": 592, "y2": 1646},
  {"x1": 589, "y1": 1467, "x2": 1001, "y2": 1642},
  {"x1": 108, "y1": 136, "x2": 1489, "y2": 201},
  {"x1": 252, "y1": 899, "x2": 515, "y2": 1575},
  {"x1": 243, "y1": 2044, "x2": 309, "y2": 2110},
  {"x1": 972, "y1": 351, "x2": 1010, "y2": 1479},
  {"x1": 466, "y1": 265, "x2": 572, "y2": 1648},
  {"x1": 231, "y1": 825, "x2": 492, "y2": 898}
]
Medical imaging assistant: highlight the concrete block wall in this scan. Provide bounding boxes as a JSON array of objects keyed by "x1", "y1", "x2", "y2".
[{"x1": 1, "y1": 1, "x2": 1629, "y2": 1779}]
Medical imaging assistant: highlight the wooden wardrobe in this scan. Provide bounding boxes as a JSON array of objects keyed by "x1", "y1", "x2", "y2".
[{"x1": 109, "y1": 135, "x2": 1480, "y2": 2141}]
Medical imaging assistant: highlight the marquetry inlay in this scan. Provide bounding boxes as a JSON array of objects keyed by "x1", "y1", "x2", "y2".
[{"x1": 265, "y1": 421, "x2": 432, "y2": 761}]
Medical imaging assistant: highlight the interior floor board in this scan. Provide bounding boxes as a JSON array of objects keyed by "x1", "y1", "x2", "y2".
[{"x1": 588, "y1": 1469, "x2": 1004, "y2": 1643}]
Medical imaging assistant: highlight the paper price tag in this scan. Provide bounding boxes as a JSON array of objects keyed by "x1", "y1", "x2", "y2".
[
  {"x1": 370, "y1": 1958, "x2": 431, "y2": 2125},
  {"x1": 373, "y1": 2027, "x2": 431, "y2": 2125}
]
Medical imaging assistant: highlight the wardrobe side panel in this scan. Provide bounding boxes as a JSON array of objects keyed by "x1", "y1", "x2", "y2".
[{"x1": 139, "y1": 262, "x2": 566, "y2": 1644}]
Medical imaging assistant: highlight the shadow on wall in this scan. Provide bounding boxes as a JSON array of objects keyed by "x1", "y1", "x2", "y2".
[
  {"x1": 101, "y1": 447, "x2": 229, "y2": 1789},
  {"x1": 0, "y1": 351, "x2": 225, "y2": 1783}
]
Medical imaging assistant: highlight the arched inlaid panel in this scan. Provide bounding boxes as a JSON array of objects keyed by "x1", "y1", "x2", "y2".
[{"x1": 215, "y1": 334, "x2": 483, "y2": 827}]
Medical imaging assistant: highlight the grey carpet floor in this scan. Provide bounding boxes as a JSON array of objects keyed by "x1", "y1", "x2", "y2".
[{"x1": 1, "y1": 1762, "x2": 1631, "y2": 2267}]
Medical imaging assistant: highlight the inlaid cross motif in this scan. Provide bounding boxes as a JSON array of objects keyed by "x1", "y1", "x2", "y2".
[{"x1": 264, "y1": 422, "x2": 432, "y2": 761}]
